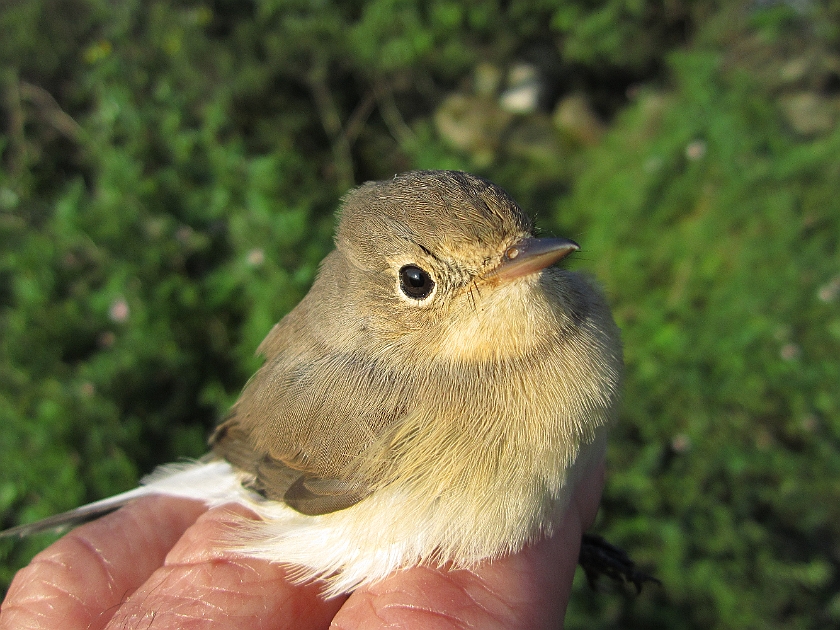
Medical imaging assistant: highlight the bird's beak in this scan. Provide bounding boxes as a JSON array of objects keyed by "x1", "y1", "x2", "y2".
[{"x1": 485, "y1": 237, "x2": 580, "y2": 283}]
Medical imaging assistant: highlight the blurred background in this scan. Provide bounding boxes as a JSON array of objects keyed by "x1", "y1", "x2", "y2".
[{"x1": 1, "y1": 0, "x2": 839, "y2": 627}]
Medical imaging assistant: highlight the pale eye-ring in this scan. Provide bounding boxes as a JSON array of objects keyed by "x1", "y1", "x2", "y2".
[{"x1": 399, "y1": 265, "x2": 435, "y2": 300}]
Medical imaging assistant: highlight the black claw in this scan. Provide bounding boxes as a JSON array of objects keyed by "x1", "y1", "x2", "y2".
[{"x1": 578, "y1": 533, "x2": 661, "y2": 593}]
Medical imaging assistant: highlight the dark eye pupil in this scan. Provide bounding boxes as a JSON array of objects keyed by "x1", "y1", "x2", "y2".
[{"x1": 399, "y1": 265, "x2": 434, "y2": 299}]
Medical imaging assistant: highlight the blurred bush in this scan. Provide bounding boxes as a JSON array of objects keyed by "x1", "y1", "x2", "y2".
[{"x1": 1, "y1": 1, "x2": 838, "y2": 628}]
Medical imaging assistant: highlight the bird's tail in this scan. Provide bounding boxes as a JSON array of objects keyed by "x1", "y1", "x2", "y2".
[{"x1": 0, "y1": 458, "x2": 252, "y2": 538}]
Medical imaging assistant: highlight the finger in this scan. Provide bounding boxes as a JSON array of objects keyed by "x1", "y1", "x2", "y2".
[
  {"x1": 104, "y1": 504, "x2": 346, "y2": 630},
  {"x1": 0, "y1": 495, "x2": 207, "y2": 630},
  {"x1": 331, "y1": 518, "x2": 579, "y2": 630},
  {"x1": 332, "y1": 458, "x2": 607, "y2": 630},
  {"x1": 575, "y1": 458, "x2": 607, "y2": 530}
]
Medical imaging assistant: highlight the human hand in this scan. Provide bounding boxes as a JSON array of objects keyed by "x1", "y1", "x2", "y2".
[{"x1": 0, "y1": 459, "x2": 604, "y2": 630}]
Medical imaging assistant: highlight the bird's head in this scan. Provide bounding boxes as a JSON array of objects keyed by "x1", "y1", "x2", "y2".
[{"x1": 313, "y1": 170, "x2": 597, "y2": 365}]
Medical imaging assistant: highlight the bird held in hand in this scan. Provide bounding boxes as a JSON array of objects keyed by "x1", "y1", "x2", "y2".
[{"x1": 2, "y1": 170, "x2": 622, "y2": 596}]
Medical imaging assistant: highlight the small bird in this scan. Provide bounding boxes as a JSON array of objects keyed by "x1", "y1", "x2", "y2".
[{"x1": 1, "y1": 170, "x2": 622, "y2": 596}]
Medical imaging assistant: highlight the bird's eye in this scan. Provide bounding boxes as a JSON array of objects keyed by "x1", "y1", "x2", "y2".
[{"x1": 399, "y1": 265, "x2": 435, "y2": 300}]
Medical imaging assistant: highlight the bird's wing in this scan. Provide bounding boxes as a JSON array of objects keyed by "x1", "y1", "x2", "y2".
[
  {"x1": 211, "y1": 319, "x2": 410, "y2": 516},
  {"x1": 211, "y1": 414, "x2": 376, "y2": 515}
]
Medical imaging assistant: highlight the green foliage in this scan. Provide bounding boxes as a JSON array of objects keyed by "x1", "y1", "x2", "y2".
[
  {"x1": 1, "y1": 1, "x2": 838, "y2": 628},
  {"x1": 551, "y1": 0, "x2": 719, "y2": 69},
  {"x1": 559, "y1": 17, "x2": 840, "y2": 629}
]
